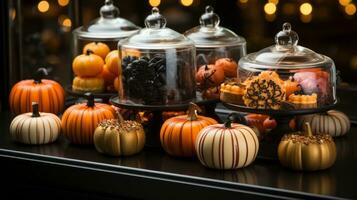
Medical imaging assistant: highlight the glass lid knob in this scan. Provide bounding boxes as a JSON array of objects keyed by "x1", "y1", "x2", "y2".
[
  {"x1": 275, "y1": 22, "x2": 299, "y2": 46},
  {"x1": 200, "y1": 5, "x2": 220, "y2": 28},
  {"x1": 145, "y1": 7, "x2": 167, "y2": 29},
  {"x1": 100, "y1": 0, "x2": 120, "y2": 19}
]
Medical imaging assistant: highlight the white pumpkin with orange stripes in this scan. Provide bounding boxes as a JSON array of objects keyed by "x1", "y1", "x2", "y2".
[
  {"x1": 10, "y1": 102, "x2": 61, "y2": 144},
  {"x1": 297, "y1": 110, "x2": 350, "y2": 137},
  {"x1": 195, "y1": 120, "x2": 259, "y2": 170}
]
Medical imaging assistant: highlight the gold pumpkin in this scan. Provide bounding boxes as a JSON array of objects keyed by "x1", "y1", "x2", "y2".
[
  {"x1": 94, "y1": 114, "x2": 145, "y2": 156},
  {"x1": 10, "y1": 102, "x2": 61, "y2": 145},
  {"x1": 278, "y1": 122, "x2": 336, "y2": 171},
  {"x1": 297, "y1": 110, "x2": 350, "y2": 137},
  {"x1": 195, "y1": 120, "x2": 259, "y2": 170}
]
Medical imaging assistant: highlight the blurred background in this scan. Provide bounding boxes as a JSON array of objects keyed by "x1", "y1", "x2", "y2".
[{"x1": 1, "y1": 0, "x2": 357, "y2": 109}]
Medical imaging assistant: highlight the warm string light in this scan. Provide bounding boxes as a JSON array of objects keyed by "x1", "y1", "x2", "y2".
[
  {"x1": 345, "y1": 3, "x2": 356, "y2": 15},
  {"x1": 58, "y1": 0, "x2": 69, "y2": 7},
  {"x1": 300, "y1": 3, "x2": 313, "y2": 15},
  {"x1": 180, "y1": 0, "x2": 194, "y2": 7},
  {"x1": 38, "y1": 1, "x2": 50, "y2": 13},
  {"x1": 264, "y1": 2, "x2": 277, "y2": 15},
  {"x1": 149, "y1": 0, "x2": 160, "y2": 7}
]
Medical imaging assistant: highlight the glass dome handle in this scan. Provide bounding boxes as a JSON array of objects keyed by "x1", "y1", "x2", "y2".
[
  {"x1": 275, "y1": 22, "x2": 299, "y2": 46},
  {"x1": 100, "y1": 0, "x2": 120, "y2": 19},
  {"x1": 200, "y1": 5, "x2": 220, "y2": 28},
  {"x1": 145, "y1": 7, "x2": 167, "y2": 29}
]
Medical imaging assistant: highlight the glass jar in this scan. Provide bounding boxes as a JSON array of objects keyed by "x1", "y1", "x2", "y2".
[
  {"x1": 227, "y1": 23, "x2": 336, "y2": 110},
  {"x1": 184, "y1": 6, "x2": 246, "y2": 99},
  {"x1": 71, "y1": 0, "x2": 140, "y2": 93},
  {"x1": 118, "y1": 7, "x2": 196, "y2": 106}
]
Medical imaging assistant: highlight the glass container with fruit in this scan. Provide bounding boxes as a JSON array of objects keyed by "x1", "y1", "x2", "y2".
[
  {"x1": 71, "y1": 0, "x2": 139, "y2": 95},
  {"x1": 184, "y1": 5, "x2": 246, "y2": 100}
]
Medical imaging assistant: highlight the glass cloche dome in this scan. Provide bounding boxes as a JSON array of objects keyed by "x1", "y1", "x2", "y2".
[
  {"x1": 184, "y1": 6, "x2": 246, "y2": 100},
  {"x1": 220, "y1": 23, "x2": 336, "y2": 110},
  {"x1": 117, "y1": 7, "x2": 196, "y2": 106}
]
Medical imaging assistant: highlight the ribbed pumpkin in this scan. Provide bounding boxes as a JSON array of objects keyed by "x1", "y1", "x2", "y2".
[
  {"x1": 195, "y1": 120, "x2": 259, "y2": 170},
  {"x1": 105, "y1": 50, "x2": 121, "y2": 76},
  {"x1": 9, "y1": 68, "x2": 65, "y2": 115},
  {"x1": 297, "y1": 110, "x2": 350, "y2": 137},
  {"x1": 215, "y1": 58, "x2": 238, "y2": 78},
  {"x1": 82, "y1": 42, "x2": 110, "y2": 59},
  {"x1": 61, "y1": 93, "x2": 116, "y2": 144},
  {"x1": 94, "y1": 114, "x2": 145, "y2": 156},
  {"x1": 160, "y1": 103, "x2": 217, "y2": 157},
  {"x1": 196, "y1": 64, "x2": 225, "y2": 88},
  {"x1": 10, "y1": 102, "x2": 61, "y2": 145},
  {"x1": 73, "y1": 49, "x2": 104, "y2": 77},
  {"x1": 278, "y1": 122, "x2": 336, "y2": 171}
]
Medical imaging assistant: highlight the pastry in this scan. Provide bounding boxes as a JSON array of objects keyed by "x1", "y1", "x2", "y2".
[
  {"x1": 284, "y1": 76, "x2": 301, "y2": 99},
  {"x1": 288, "y1": 93, "x2": 317, "y2": 109},
  {"x1": 220, "y1": 81, "x2": 245, "y2": 104},
  {"x1": 72, "y1": 76, "x2": 105, "y2": 93},
  {"x1": 243, "y1": 71, "x2": 286, "y2": 110}
]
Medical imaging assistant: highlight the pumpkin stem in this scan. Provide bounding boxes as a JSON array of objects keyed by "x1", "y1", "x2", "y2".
[
  {"x1": 224, "y1": 119, "x2": 232, "y2": 128},
  {"x1": 86, "y1": 49, "x2": 94, "y2": 55},
  {"x1": 85, "y1": 92, "x2": 95, "y2": 107},
  {"x1": 116, "y1": 110, "x2": 125, "y2": 124},
  {"x1": 34, "y1": 68, "x2": 48, "y2": 84},
  {"x1": 304, "y1": 122, "x2": 313, "y2": 137},
  {"x1": 204, "y1": 64, "x2": 209, "y2": 71},
  {"x1": 31, "y1": 102, "x2": 41, "y2": 117},
  {"x1": 187, "y1": 102, "x2": 201, "y2": 121}
]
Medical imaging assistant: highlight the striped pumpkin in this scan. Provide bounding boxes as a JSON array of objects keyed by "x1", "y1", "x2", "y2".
[
  {"x1": 160, "y1": 103, "x2": 217, "y2": 157},
  {"x1": 297, "y1": 110, "x2": 350, "y2": 137},
  {"x1": 94, "y1": 115, "x2": 145, "y2": 156},
  {"x1": 9, "y1": 68, "x2": 65, "y2": 115},
  {"x1": 61, "y1": 93, "x2": 116, "y2": 144},
  {"x1": 10, "y1": 102, "x2": 61, "y2": 145},
  {"x1": 195, "y1": 120, "x2": 259, "y2": 170}
]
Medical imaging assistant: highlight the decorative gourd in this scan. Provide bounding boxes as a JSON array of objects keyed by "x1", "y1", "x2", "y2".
[
  {"x1": 196, "y1": 64, "x2": 225, "y2": 88},
  {"x1": 99, "y1": 64, "x2": 116, "y2": 87},
  {"x1": 195, "y1": 119, "x2": 259, "y2": 169},
  {"x1": 94, "y1": 114, "x2": 145, "y2": 156},
  {"x1": 215, "y1": 58, "x2": 238, "y2": 78},
  {"x1": 105, "y1": 50, "x2": 121, "y2": 76},
  {"x1": 82, "y1": 42, "x2": 110, "y2": 59},
  {"x1": 73, "y1": 50, "x2": 104, "y2": 77},
  {"x1": 297, "y1": 110, "x2": 350, "y2": 137},
  {"x1": 61, "y1": 93, "x2": 116, "y2": 144},
  {"x1": 10, "y1": 102, "x2": 61, "y2": 144},
  {"x1": 72, "y1": 76, "x2": 105, "y2": 93},
  {"x1": 9, "y1": 68, "x2": 65, "y2": 115},
  {"x1": 160, "y1": 103, "x2": 217, "y2": 157},
  {"x1": 278, "y1": 122, "x2": 336, "y2": 171}
]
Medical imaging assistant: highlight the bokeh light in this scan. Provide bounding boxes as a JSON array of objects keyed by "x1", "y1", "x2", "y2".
[
  {"x1": 300, "y1": 3, "x2": 313, "y2": 16},
  {"x1": 58, "y1": 0, "x2": 69, "y2": 7},
  {"x1": 38, "y1": 1, "x2": 50, "y2": 13},
  {"x1": 264, "y1": 3, "x2": 277, "y2": 15},
  {"x1": 149, "y1": 0, "x2": 160, "y2": 7},
  {"x1": 180, "y1": 0, "x2": 194, "y2": 7},
  {"x1": 345, "y1": 3, "x2": 356, "y2": 15}
]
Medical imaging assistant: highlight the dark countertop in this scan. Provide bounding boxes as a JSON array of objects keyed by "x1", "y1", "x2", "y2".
[{"x1": 0, "y1": 109, "x2": 356, "y2": 200}]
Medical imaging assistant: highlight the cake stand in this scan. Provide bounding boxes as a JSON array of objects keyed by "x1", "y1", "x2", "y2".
[
  {"x1": 110, "y1": 95, "x2": 220, "y2": 148},
  {"x1": 65, "y1": 86, "x2": 117, "y2": 103},
  {"x1": 222, "y1": 101, "x2": 338, "y2": 160}
]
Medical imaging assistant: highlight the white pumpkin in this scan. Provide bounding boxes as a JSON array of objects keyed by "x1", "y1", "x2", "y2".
[
  {"x1": 297, "y1": 110, "x2": 350, "y2": 137},
  {"x1": 195, "y1": 120, "x2": 259, "y2": 170},
  {"x1": 10, "y1": 102, "x2": 61, "y2": 144}
]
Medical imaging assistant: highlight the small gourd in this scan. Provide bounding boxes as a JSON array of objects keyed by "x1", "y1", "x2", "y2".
[
  {"x1": 297, "y1": 110, "x2": 350, "y2": 137},
  {"x1": 278, "y1": 122, "x2": 336, "y2": 171},
  {"x1": 195, "y1": 119, "x2": 259, "y2": 170},
  {"x1": 160, "y1": 103, "x2": 217, "y2": 157},
  {"x1": 94, "y1": 113, "x2": 145, "y2": 156},
  {"x1": 10, "y1": 102, "x2": 61, "y2": 145}
]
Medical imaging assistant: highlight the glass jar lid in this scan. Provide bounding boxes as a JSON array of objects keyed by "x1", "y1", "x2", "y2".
[
  {"x1": 184, "y1": 6, "x2": 246, "y2": 48},
  {"x1": 73, "y1": 0, "x2": 140, "y2": 40},
  {"x1": 119, "y1": 7, "x2": 194, "y2": 49},
  {"x1": 241, "y1": 22, "x2": 331, "y2": 68}
]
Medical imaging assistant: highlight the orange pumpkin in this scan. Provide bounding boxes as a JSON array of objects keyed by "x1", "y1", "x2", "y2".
[
  {"x1": 99, "y1": 64, "x2": 116, "y2": 86},
  {"x1": 196, "y1": 64, "x2": 225, "y2": 88},
  {"x1": 105, "y1": 50, "x2": 121, "y2": 76},
  {"x1": 160, "y1": 103, "x2": 217, "y2": 157},
  {"x1": 83, "y1": 42, "x2": 110, "y2": 59},
  {"x1": 113, "y1": 76, "x2": 120, "y2": 91},
  {"x1": 61, "y1": 93, "x2": 116, "y2": 144},
  {"x1": 9, "y1": 68, "x2": 65, "y2": 115},
  {"x1": 215, "y1": 58, "x2": 238, "y2": 78},
  {"x1": 73, "y1": 50, "x2": 104, "y2": 77},
  {"x1": 72, "y1": 76, "x2": 105, "y2": 93}
]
